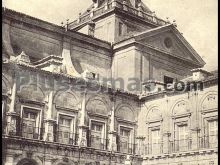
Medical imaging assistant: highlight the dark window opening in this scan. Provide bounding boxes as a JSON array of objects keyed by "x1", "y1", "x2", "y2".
[{"x1": 164, "y1": 76, "x2": 174, "y2": 84}]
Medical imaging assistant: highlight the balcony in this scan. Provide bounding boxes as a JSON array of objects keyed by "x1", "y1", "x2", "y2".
[
  {"x1": 199, "y1": 135, "x2": 218, "y2": 149},
  {"x1": 89, "y1": 136, "x2": 108, "y2": 150},
  {"x1": 169, "y1": 139, "x2": 192, "y2": 153},
  {"x1": 4, "y1": 123, "x2": 79, "y2": 145},
  {"x1": 21, "y1": 124, "x2": 44, "y2": 140},
  {"x1": 56, "y1": 131, "x2": 79, "y2": 145},
  {"x1": 142, "y1": 143, "x2": 163, "y2": 155},
  {"x1": 118, "y1": 141, "x2": 136, "y2": 154}
]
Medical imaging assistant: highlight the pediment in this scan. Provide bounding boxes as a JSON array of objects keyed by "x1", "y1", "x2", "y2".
[{"x1": 134, "y1": 25, "x2": 205, "y2": 67}]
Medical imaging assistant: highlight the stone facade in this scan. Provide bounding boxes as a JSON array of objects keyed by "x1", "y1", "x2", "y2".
[{"x1": 2, "y1": 0, "x2": 218, "y2": 165}]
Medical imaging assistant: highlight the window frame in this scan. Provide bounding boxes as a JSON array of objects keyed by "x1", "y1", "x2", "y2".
[
  {"x1": 20, "y1": 105, "x2": 42, "y2": 139},
  {"x1": 89, "y1": 119, "x2": 106, "y2": 140},
  {"x1": 57, "y1": 112, "x2": 76, "y2": 135},
  {"x1": 119, "y1": 124, "x2": 134, "y2": 144}
]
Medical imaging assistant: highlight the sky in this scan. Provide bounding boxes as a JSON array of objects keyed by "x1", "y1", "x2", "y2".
[{"x1": 3, "y1": 0, "x2": 218, "y2": 71}]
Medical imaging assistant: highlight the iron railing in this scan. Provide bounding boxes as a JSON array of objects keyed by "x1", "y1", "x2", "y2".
[
  {"x1": 89, "y1": 136, "x2": 108, "y2": 150},
  {"x1": 199, "y1": 135, "x2": 218, "y2": 149},
  {"x1": 143, "y1": 143, "x2": 163, "y2": 155},
  {"x1": 118, "y1": 141, "x2": 136, "y2": 154},
  {"x1": 21, "y1": 125, "x2": 44, "y2": 140},
  {"x1": 169, "y1": 139, "x2": 192, "y2": 152},
  {"x1": 55, "y1": 131, "x2": 79, "y2": 145}
]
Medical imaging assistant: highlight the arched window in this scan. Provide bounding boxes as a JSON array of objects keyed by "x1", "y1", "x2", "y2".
[
  {"x1": 116, "y1": 105, "x2": 135, "y2": 154},
  {"x1": 172, "y1": 100, "x2": 191, "y2": 152},
  {"x1": 86, "y1": 97, "x2": 109, "y2": 150},
  {"x1": 146, "y1": 107, "x2": 162, "y2": 155},
  {"x1": 200, "y1": 93, "x2": 218, "y2": 149}
]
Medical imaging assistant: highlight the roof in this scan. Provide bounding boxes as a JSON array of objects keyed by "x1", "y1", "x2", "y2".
[
  {"x1": 3, "y1": 60, "x2": 139, "y2": 99},
  {"x1": 191, "y1": 68, "x2": 213, "y2": 75},
  {"x1": 114, "y1": 24, "x2": 206, "y2": 67},
  {"x1": 69, "y1": 0, "x2": 167, "y2": 30}
]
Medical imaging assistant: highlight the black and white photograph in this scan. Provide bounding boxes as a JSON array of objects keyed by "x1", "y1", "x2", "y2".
[{"x1": 2, "y1": 0, "x2": 218, "y2": 164}]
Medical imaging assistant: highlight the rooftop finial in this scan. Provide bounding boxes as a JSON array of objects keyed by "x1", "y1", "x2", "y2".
[
  {"x1": 166, "y1": 17, "x2": 170, "y2": 23},
  {"x1": 172, "y1": 19, "x2": 177, "y2": 27}
]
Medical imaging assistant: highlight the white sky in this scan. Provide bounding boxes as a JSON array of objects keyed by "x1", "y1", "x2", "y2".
[{"x1": 3, "y1": 0, "x2": 218, "y2": 71}]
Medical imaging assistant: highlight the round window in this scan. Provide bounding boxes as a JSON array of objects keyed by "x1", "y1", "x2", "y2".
[{"x1": 164, "y1": 37, "x2": 173, "y2": 48}]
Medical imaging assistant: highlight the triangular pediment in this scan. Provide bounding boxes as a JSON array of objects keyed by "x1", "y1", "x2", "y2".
[{"x1": 134, "y1": 25, "x2": 205, "y2": 67}]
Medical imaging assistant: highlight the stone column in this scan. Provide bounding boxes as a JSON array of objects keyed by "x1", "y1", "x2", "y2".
[
  {"x1": 44, "y1": 91, "x2": 56, "y2": 142},
  {"x1": 6, "y1": 81, "x2": 18, "y2": 136},
  {"x1": 78, "y1": 91, "x2": 88, "y2": 147}
]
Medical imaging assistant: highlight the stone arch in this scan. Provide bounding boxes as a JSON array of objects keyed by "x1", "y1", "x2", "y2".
[
  {"x1": 54, "y1": 159, "x2": 75, "y2": 165},
  {"x1": 54, "y1": 90, "x2": 80, "y2": 109},
  {"x1": 86, "y1": 96, "x2": 109, "y2": 115},
  {"x1": 146, "y1": 106, "x2": 162, "y2": 122},
  {"x1": 19, "y1": 84, "x2": 45, "y2": 102},
  {"x1": 200, "y1": 91, "x2": 218, "y2": 111},
  {"x1": 115, "y1": 104, "x2": 135, "y2": 122},
  {"x1": 171, "y1": 99, "x2": 191, "y2": 116},
  {"x1": 16, "y1": 158, "x2": 38, "y2": 165}
]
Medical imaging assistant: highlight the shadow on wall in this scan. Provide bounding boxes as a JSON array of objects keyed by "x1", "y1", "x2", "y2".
[{"x1": 72, "y1": 59, "x2": 84, "y2": 74}]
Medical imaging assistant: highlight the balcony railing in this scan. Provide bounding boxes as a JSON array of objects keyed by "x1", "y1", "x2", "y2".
[
  {"x1": 69, "y1": 0, "x2": 168, "y2": 29},
  {"x1": 199, "y1": 135, "x2": 218, "y2": 149},
  {"x1": 88, "y1": 136, "x2": 108, "y2": 150},
  {"x1": 21, "y1": 125, "x2": 44, "y2": 140},
  {"x1": 118, "y1": 141, "x2": 136, "y2": 154},
  {"x1": 142, "y1": 143, "x2": 163, "y2": 155},
  {"x1": 56, "y1": 131, "x2": 79, "y2": 145},
  {"x1": 169, "y1": 139, "x2": 192, "y2": 152}
]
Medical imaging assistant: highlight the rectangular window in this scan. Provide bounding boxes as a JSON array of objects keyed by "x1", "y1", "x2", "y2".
[
  {"x1": 120, "y1": 127, "x2": 132, "y2": 153},
  {"x1": 150, "y1": 129, "x2": 161, "y2": 154},
  {"x1": 91, "y1": 121, "x2": 105, "y2": 150},
  {"x1": 58, "y1": 115, "x2": 74, "y2": 144},
  {"x1": 164, "y1": 76, "x2": 174, "y2": 84},
  {"x1": 208, "y1": 120, "x2": 218, "y2": 148},
  {"x1": 22, "y1": 107, "x2": 40, "y2": 139},
  {"x1": 175, "y1": 124, "x2": 189, "y2": 151}
]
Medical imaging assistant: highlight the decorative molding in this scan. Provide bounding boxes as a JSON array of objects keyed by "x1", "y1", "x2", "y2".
[{"x1": 19, "y1": 98, "x2": 45, "y2": 106}]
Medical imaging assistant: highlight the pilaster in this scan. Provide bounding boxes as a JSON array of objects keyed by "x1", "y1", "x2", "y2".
[
  {"x1": 190, "y1": 127, "x2": 200, "y2": 150},
  {"x1": 44, "y1": 91, "x2": 56, "y2": 141},
  {"x1": 78, "y1": 91, "x2": 88, "y2": 147},
  {"x1": 163, "y1": 132, "x2": 171, "y2": 154},
  {"x1": 6, "y1": 81, "x2": 18, "y2": 135},
  {"x1": 108, "y1": 95, "x2": 117, "y2": 152}
]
